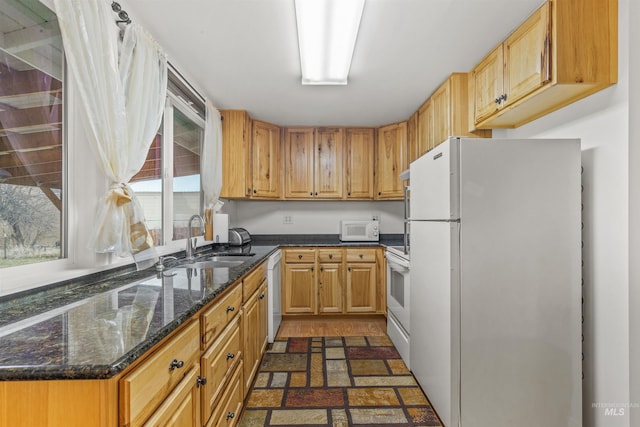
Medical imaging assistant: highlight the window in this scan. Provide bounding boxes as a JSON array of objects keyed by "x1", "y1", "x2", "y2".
[
  {"x1": 0, "y1": 0, "x2": 65, "y2": 269},
  {"x1": 130, "y1": 68, "x2": 205, "y2": 247}
]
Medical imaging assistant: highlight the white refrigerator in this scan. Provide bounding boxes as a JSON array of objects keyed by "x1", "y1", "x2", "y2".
[{"x1": 409, "y1": 137, "x2": 582, "y2": 427}]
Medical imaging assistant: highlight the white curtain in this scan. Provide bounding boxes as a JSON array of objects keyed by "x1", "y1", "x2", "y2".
[
  {"x1": 202, "y1": 100, "x2": 223, "y2": 240},
  {"x1": 53, "y1": 0, "x2": 167, "y2": 268}
]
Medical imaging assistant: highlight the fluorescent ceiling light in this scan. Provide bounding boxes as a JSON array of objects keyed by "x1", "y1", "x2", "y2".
[{"x1": 295, "y1": 0, "x2": 365, "y2": 85}]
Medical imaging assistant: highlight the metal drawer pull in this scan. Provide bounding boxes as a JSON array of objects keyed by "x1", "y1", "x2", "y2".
[
  {"x1": 226, "y1": 412, "x2": 235, "y2": 420},
  {"x1": 328, "y1": 254, "x2": 333, "y2": 259},
  {"x1": 196, "y1": 376, "x2": 207, "y2": 386},
  {"x1": 298, "y1": 254, "x2": 303, "y2": 259},
  {"x1": 169, "y1": 359, "x2": 184, "y2": 371},
  {"x1": 226, "y1": 306, "x2": 235, "y2": 312},
  {"x1": 359, "y1": 254, "x2": 363, "y2": 259},
  {"x1": 258, "y1": 293, "x2": 265, "y2": 299},
  {"x1": 227, "y1": 353, "x2": 235, "y2": 360}
]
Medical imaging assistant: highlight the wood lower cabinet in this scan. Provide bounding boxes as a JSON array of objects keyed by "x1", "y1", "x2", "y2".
[
  {"x1": 345, "y1": 249, "x2": 377, "y2": 313},
  {"x1": 120, "y1": 320, "x2": 201, "y2": 427},
  {"x1": 242, "y1": 265, "x2": 268, "y2": 397},
  {"x1": 470, "y1": 0, "x2": 617, "y2": 129},
  {"x1": 142, "y1": 365, "x2": 202, "y2": 427},
  {"x1": 282, "y1": 247, "x2": 385, "y2": 316},
  {"x1": 283, "y1": 261, "x2": 316, "y2": 314},
  {"x1": 207, "y1": 360, "x2": 243, "y2": 427}
]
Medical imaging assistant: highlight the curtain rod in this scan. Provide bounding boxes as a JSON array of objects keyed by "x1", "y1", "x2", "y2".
[{"x1": 111, "y1": 1, "x2": 131, "y2": 25}]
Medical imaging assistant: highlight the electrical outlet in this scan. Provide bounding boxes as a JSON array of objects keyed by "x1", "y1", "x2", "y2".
[
  {"x1": 283, "y1": 215, "x2": 293, "y2": 224},
  {"x1": 372, "y1": 214, "x2": 380, "y2": 221}
]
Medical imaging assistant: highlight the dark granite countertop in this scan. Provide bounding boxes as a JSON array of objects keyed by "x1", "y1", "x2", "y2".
[{"x1": 0, "y1": 234, "x2": 402, "y2": 381}]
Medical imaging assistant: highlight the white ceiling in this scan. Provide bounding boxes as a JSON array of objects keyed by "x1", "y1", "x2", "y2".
[{"x1": 121, "y1": 0, "x2": 544, "y2": 127}]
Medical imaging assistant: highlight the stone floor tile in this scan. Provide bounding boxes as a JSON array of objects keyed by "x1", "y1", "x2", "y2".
[
  {"x1": 253, "y1": 372, "x2": 270, "y2": 388},
  {"x1": 246, "y1": 389, "x2": 284, "y2": 408},
  {"x1": 387, "y1": 359, "x2": 410, "y2": 375},
  {"x1": 366, "y1": 335, "x2": 393, "y2": 346},
  {"x1": 347, "y1": 387, "x2": 400, "y2": 406},
  {"x1": 344, "y1": 336, "x2": 367, "y2": 346},
  {"x1": 331, "y1": 409, "x2": 349, "y2": 427},
  {"x1": 325, "y1": 337, "x2": 343, "y2": 347},
  {"x1": 238, "y1": 409, "x2": 267, "y2": 427},
  {"x1": 325, "y1": 347, "x2": 346, "y2": 359},
  {"x1": 349, "y1": 359, "x2": 389, "y2": 376},
  {"x1": 269, "y1": 409, "x2": 328, "y2": 425},
  {"x1": 271, "y1": 372, "x2": 288, "y2": 387},
  {"x1": 269, "y1": 341, "x2": 288, "y2": 353},
  {"x1": 285, "y1": 388, "x2": 345, "y2": 407},
  {"x1": 354, "y1": 375, "x2": 417, "y2": 387},
  {"x1": 398, "y1": 387, "x2": 429, "y2": 406},
  {"x1": 310, "y1": 353, "x2": 325, "y2": 387},
  {"x1": 349, "y1": 408, "x2": 408, "y2": 424},
  {"x1": 261, "y1": 353, "x2": 307, "y2": 371},
  {"x1": 407, "y1": 407, "x2": 442, "y2": 425},
  {"x1": 289, "y1": 371, "x2": 307, "y2": 387}
]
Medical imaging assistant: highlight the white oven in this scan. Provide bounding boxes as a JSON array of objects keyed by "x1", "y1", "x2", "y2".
[{"x1": 385, "y1": 247, "x2": 410, "y2": 368}]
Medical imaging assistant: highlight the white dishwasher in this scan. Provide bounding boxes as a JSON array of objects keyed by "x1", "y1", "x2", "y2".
[{"x1": 266, "y1": 249, "x2": 282, "y2": 343}]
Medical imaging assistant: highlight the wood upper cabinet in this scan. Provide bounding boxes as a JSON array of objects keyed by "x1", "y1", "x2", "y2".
[
  {"x1": 407, "y1": 112, "x2": 419, "y2": 164},
  {"x1": 470, "y1": 0, "x2": 617, "y2": 129},
  {"x1": 417, "y1": 99, "x2": 433, "y2": 158},
  {"x1": 375, "y1": 122, "x2": 407, "y2": 200},
  {"x1": 252, "y1": 120, "x2": 281, "y2": 198},
  {"x1": 284, "y1": 128, "x2": 343, "y2": 199},
  {"x1": 315, "y1": 128, "x2": 344, "y2": 198},
  {"x1": 431, "y1": 79, "x2": 452, "y2": 147},
  {"x1": 344, "y1": 128, "x2": 375, "y2": 199},
  {"x1": 220, "y1": 110, "x2": 251, "y2": 198},
  {"x1": 284, "y1": 128, "x2": 315, "y2": 198}
]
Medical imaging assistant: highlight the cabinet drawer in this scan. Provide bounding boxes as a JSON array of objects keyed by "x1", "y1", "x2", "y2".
[
  {"x1": 243, "y1": 262, "x2": 267, "y2": 301},
  {"x1": 142, "y1": 364, "x2": 201, "y2": 427},
  {"x1": 121, "y1": 320, "x2": 200, "y2": 427},
  {"x1": 285, "y1": 249, "x2": 316, "y2": 263},
  {"x1": 201, "y1": 284, "x2": 242, "y2": 349},
  {"x1": 318, "y1": 249, "x2": 343, "y2": 263},
  {"x1": 207, "y1": 360, "x2": 243, "y2": 427},
  {"x1": 346, "y1": 248, "x2": 377, "y2": 263},
  {"x1": 201, "y1": 317, "x2": 242, "y2": 424}
]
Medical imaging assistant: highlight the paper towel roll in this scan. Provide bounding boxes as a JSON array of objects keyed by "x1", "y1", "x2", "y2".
[{"x1": 213, "y1": 214, "x2": 229, "y2": 243}]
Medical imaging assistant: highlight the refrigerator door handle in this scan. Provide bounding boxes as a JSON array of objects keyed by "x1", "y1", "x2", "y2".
[{"x1": 403, "y1": 185, "x2": 410, "y2": 254}]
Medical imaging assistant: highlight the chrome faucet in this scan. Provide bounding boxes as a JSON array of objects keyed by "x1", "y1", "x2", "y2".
[{"x1": 186, "y1": 214, "x2": 204, "y2": 260}]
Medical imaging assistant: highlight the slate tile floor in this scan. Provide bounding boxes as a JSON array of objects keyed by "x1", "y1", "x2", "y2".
[{"x1": 239, "y1": 336, "x2": 442, "y2": 427}]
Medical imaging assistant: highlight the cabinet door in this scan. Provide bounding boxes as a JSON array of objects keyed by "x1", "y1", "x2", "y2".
[
  {"x1": 344, "y1": 128, "x2": 374, "y2": 199},
  {"x1": 242, "y1": 293, "x2": 259, "y2": 396},
  {"x1": 375, "y1": 122, "x2": 407, "y2": 200},
  {"x1": 407, "y1": 112, "x2": 418, "y2": 164},
  {"x1": 283, "y1": 262, "x2": 316, "y2": 314},
  {"x1": 417, "y1": 100, "x2": 433, "y2": 157},
  {"x1": 252, "y1": 120, "x2": 281, "y2": 198},
  {"x1": 315, "y1": 128, "x2": 344, "y2": 198},
  {"x1": 471, "y1": 44, "x2": 504, "y2": 125},
  {"x1": 504, "y1": 2, "x2": 551, "y2": 106},
  {"x1": 318, "y1": 263, "x2": 343, "y2": 314},
  {"x1": 284, "y1": 128, "x2": 315, "y2": 198},
  {"x1": 346, "y1": 263, "x2": 377, "y2": 313},
  {"x1": 220, "y1": 110, "x2": 251, "y2": 198},
  {"x1": 142, "y1": 365, "x2": 201, "y2": 427},
  {"x1": 431, "y1": 79, "x2": 451, "y2": 148}
]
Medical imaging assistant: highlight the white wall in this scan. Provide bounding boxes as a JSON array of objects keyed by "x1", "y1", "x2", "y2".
[
  {"x1": 222, "y1": 200, "x2": 404, "y2": 235},
  {"x1": 493, "y1": 1, "x2": 631, "y2": 425}
]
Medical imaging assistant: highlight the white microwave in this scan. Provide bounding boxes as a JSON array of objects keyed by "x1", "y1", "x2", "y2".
[{"x1": 339, "y1": 220, "x2": 379, "y2": 242}]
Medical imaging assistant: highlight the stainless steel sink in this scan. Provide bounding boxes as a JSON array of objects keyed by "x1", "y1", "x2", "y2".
[{"x1": 178, "y1": 260, "x2": 243, "y2": 269}]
